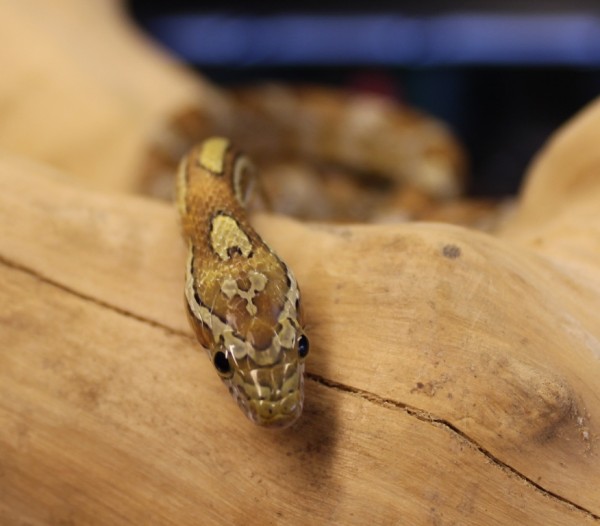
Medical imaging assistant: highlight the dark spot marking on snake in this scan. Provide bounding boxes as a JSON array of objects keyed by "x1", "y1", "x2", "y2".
[
  {"x1": 282, "y1": 264, "x2": 292, "y2": 289},
  {"x1": 227, "y1": 246, "x2": 243, "y2": 259},
  {"x1": 189, "y1": 287, "x2": 233, "y2": 333},
  {"x1": 442, "y1": 244, "x2": 461, "y2": 259}
]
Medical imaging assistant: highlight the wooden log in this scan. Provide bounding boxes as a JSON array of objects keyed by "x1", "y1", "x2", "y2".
[
  {"x1": 1, "y1": 96, "x2": 600, "y2": 524},
  {"x1": 0, "y1": 0, "x2": 228, "y2": 192}
]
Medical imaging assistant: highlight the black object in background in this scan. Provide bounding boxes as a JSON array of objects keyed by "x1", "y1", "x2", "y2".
[{"x1": 128, "y1": 1, "x2": 600, "y2": 196}]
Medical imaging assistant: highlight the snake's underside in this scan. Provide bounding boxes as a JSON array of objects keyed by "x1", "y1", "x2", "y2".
[{"x1": 177, "y1": 137, "x2": 309, "y2": 428}]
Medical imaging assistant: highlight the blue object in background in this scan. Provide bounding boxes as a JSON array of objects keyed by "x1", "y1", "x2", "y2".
[{"x1": 146, "y1": 13, "x2": 600, "y2": 66}]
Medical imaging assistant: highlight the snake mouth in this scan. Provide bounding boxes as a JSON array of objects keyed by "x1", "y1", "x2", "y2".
[
  {"x1": 228, "y1": 359, "x2": 305, "y2": 427},
  {"x1": 227, "y1": 380, "x2": 304, "y2": 428},
  {"x1": 229, "y1": 380, "x2": 304, "y2": 428},
  {"x1": 258, "y1": 414, "x2": 301, "y2": 429},
  {"x1": 247, "y1": 390, "x2": 304, "y2": 428}
]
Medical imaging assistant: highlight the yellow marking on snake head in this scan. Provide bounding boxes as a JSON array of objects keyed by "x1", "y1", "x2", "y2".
[
  {"x1": 210, "y1": 214, "x2": 253, "y2": 261},
  {"x1": 199, "y1": 137, "x2": 230, "y2": 173},
  {"x1": 232, "y1": 155, "x2": 255, "y2": 206},
  {"x1": 175, "y1": 156, "x2": 188, "y2": 217},
  {"x1": 277, "y1": 318, "x2": 297, "y2": 349},
  {"x1": 221, "y1": 272, "x2": 268, "y2": 316}
]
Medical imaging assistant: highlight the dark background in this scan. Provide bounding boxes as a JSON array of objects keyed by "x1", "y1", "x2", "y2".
[
  {"x1": 128, "y1": 2, "x2": 600, "y2": 196},
  {"x1": 129, "y1": 1, "x2": 600, "y2": 15}
]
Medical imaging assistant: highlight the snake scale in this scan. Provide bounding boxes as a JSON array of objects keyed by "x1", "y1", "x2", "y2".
[{"x1": 177, "y1": 137, "x2": 309, "y2": 428}]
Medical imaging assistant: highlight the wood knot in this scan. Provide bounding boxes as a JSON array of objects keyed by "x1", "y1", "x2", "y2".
[
  {"x1": 442, "y1": 244, "x2": 461, "y2": 259},
  {"x1": 469, "y1": 354, "x2": 578, "y2": 448}
]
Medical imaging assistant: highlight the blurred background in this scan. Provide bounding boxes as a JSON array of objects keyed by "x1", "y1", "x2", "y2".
[{"x1": 128, "y1": 1, "x2": 600, "y2": 197}]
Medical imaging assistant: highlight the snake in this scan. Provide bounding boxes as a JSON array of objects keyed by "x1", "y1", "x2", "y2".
[{"x1": 177, "y1": 137, "x2": 309, "y2": 428}]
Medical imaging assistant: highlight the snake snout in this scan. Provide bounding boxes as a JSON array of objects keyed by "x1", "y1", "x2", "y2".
[
  {"x1": 231, "y1": 361, "x2": 305, "y2": 428},
  {"x1": 250, "y1": 387, "x2": 304, "y2": 428}
]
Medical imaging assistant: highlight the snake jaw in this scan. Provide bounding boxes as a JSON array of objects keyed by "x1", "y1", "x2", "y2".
[{"x1": 227, "y1": 353, "x2": 305, "y2": 428}]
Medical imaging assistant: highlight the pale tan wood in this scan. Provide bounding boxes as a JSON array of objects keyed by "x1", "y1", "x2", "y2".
[
  {"x1": 0, "y1": 0, "x2": 228, "y2": 192},
  {"x1": 500, "y1": 98, "x2": 600, "y2": 285},
  {"x1": 1, "y1": 264, "x2": 592, "y2": 526},
  {"x1": 2, "y1": 94, "x2": 600, "y2": 523},
  {"x1": 0, "y1": 0, "x2": 599, "y2": 523}
]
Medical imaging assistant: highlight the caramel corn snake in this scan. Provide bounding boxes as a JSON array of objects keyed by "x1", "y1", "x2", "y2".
[
  {"x1": 177, "y1": 137, "x2": 309, "y2": 428},
  {"x1": 175, "y1": 89, "x2": 467, "y2": 427}
]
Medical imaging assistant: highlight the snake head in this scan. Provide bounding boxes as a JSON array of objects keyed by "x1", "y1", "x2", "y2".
[
  {"x1": 213, "y1": 329, "x2": 309, "y2": 428},
  {"x1": 184, "y1": 248, "x2": 309, "y2": 428}
]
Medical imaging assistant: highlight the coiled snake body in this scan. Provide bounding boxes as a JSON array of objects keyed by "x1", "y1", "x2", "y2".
[{"x1": 177, "y1": 137, "x2": 309, "y2": 428}]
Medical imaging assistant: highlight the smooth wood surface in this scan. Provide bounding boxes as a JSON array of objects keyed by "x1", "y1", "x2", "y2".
[
  {"x1": 0, "y1": 0, "x2": 227, "y2": 192},
  {"x1": 2, "y1": 97, "x2": 600, "y2": 524}
]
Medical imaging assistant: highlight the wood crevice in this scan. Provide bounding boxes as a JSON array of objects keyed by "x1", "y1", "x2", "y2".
[
  {"x1": 305, "y1": 372, "x2": 600, "y2": 522},
  {"x1": 2, "y1": 250, "x2": 598, "y2": 521},
  {"x1": 0, "y1": 253, "x2": 190, "y2": 341},
  {"x1": 0, "y1": 254, "x2": 600, "y2": 521},
  {"x1": 3, "y1": 250, "x2": 600, "y2": 521}
]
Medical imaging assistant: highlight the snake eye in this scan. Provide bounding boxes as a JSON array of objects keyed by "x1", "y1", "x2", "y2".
[
  {"x1": 213, "y1": 351, "x2": 233, "y2": 377},
  {"x1": 297, "y1": 335, "x2": 309, "y2": 359}
]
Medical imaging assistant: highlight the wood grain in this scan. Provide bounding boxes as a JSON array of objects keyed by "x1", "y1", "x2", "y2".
[
  {"x1": 1, "y1": 1, "x2": 599, "y2": 524},
  {"x1": 2, "y1": 97, "x2": 600, "y2": 524}
]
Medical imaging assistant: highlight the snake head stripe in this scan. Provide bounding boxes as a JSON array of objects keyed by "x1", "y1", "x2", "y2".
[{"x1": 177, "y1": 137, "x2": 309, "y2": 428}]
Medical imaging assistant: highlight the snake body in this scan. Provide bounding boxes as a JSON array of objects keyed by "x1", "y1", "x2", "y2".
[{"x1": 177, "y1": 137, "x2": 309, "y2": 428}]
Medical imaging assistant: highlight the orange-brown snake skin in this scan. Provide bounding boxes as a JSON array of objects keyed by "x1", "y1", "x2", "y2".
[{"x1": 177, "y1": 137, "x2": 309, "y2": 428}]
